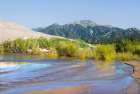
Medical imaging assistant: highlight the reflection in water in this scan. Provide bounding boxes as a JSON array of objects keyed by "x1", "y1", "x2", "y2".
[
  {"x1": 0, "y1": 54, "x2": 140, "y2": 94},
  {"x1": 0, "y1": 62, "x2": 51, "y2": 73},
  {"x1": 24, "y1": 85, "x2": 90, "y2": 94},
  {"x1": 95, "y1": 61, "x2": 115, "y2": 76}
]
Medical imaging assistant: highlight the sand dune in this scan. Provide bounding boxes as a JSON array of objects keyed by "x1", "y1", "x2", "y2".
[{"x1": 0, "y1": 22, "x2": 61, "y2": 43}]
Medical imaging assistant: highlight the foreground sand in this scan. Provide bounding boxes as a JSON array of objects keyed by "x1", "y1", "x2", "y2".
[{"x1": 125, "y1": 61, "x2": 140, "y2": 84}]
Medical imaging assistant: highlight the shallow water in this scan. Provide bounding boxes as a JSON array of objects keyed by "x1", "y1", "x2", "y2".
[{"x1": 0, "y1": 54, "x2": 140, "y2": 94}]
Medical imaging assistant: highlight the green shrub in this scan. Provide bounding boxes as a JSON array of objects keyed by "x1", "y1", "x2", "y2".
[
  {"x1": 116, "y1": 53, "x2": 139, "y2": 61},
  {"x1": 115, "y1": 39, "x2": 140, "y2": 53},
  {"x1": 56, "y1": 41, "x2": 78, "y2": 57},
  {"x1": 2, "y1": 41, "x2": 13, "y2": 53},
  {"x1": 2, "y1": 39, "x2": 31, "y2": 53},
  {"x1": 29, "y1": 39, "x2": 41, "y2": 55},
  {"x1": 76, "y1": 48, "x2": 93, "y2": 60},
  {"x1": 46, "y1": 48, "x2": 58, "y2": 58},
  {"x1": 115, "y1": 39, "x2": 140, "y2": 60},
  {"x1": 93, "y1": 45, "x2": 116, "y2": 61},
  {"x1": 37, "y1": 37, "x2": 51, "y2": 48},
  {"x1": 75, "y1": 39, "x2": 89, "y2": 48},
  {"x1": 133, "y1": 45, "x2": 140, "y2": 55},
  {"x1": 0, "y1": 45, "x2": 4, "y2": 54},
  {"x1": 13, "y1": 39, "x2": 31, "y2": 53},
  {"x1": 115, "y1": 40, "x2": 132, "y2": 52},
  {"x1": 0, "y1": 38, "x2": 100, "y2": 60}
]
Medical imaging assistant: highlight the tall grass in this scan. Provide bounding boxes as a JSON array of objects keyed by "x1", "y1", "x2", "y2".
[
  {"x1": 116, "y1": 53, "x2": 139, "y2": 61},
  {"x1": 0, "y1": 45, "x2": 4, "y2": 54},
  {"x1": 76, "y1": 47, "x2": 93, "y2": 60},
  {"x1": 115, "y1": 39, "x2": 140, "y2": 55},
  {"x1": 46, "y1": 48, "x2": 58, "y2": 58},
  {"x1": 0, "y1": 38, "x2": 93, "y2": 59},
  {"x1": 37, "y1": 37, "x2": 51, "y2": 48},
  {"x1": 56, "y1": 42, "x2": 77, "y2": 57},
  {"x1": 93, "y1": 45, "x2": 116, "y2": 62},
  {"x1": 115, "y1": 39, "x2": 140, "y2": 61},
  {"x1": 0, "y1": 38, "x2": 139, "y2": 61}
]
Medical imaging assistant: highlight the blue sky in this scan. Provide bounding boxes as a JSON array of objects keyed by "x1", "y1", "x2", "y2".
[{"x1": 0, "y1": 0, "x2": 139, "y2": 28}]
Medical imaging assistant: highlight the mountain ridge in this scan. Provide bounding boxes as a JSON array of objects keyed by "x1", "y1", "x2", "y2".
[{"x1": 34, "y1": 20, "x2": 140, "y2": 43}]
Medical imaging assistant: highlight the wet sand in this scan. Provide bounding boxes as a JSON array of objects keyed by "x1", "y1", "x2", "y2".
[{"x1": 125, "y1": 61, "x2": 140, "y2": 84}]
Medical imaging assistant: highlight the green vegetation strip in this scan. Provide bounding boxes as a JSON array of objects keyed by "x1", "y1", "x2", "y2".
[
  {"x1": 0, "y1": 38, "x2": 93, "y2": 60},
  {"x1": 0, "y1": 38, "x2": 140, "y2": 61}
]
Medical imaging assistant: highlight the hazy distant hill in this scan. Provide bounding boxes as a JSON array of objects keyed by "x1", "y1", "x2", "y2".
[
  {"x1": 35, "y1": 20, "x2": 140, "y2": 43},
  {"x1": 0, "y1": 22, "x2": 61, "y2": 42}
]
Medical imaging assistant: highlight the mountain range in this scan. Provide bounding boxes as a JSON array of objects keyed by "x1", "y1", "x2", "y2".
[{"x1": 34, "y1": 20, "x2": 140, "y2": 43}]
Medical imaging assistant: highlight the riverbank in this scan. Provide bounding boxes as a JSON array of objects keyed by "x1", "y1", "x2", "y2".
[{"x1": 125, "y1": 61, "x2": 140, "y2": 84}]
